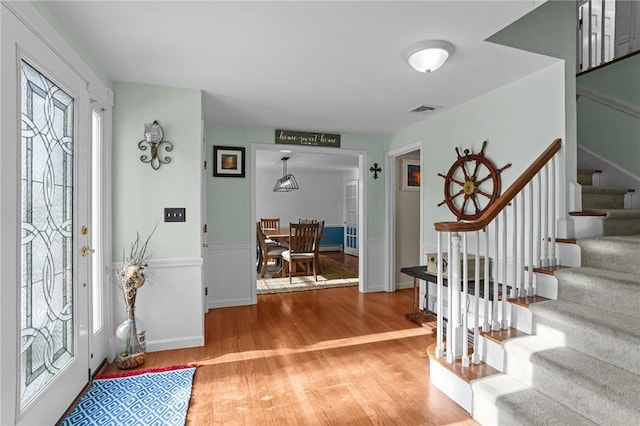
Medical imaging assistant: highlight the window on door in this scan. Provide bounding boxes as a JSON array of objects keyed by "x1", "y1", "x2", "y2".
[
  {"x1": 91, "y1": 109, "x2": 103, "y2": 334},
  {"x1": 20, "y1": 59, "x2": 75, "y2": 408}
]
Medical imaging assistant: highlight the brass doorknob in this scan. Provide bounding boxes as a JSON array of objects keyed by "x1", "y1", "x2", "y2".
[{"x1": 81, "y1": 246, "x2": 95, "y2": 257}]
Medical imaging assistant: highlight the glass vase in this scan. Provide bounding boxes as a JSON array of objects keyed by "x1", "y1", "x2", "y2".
[{"x1": 114, "y1": 307, "x2": 145, "y2": 369}]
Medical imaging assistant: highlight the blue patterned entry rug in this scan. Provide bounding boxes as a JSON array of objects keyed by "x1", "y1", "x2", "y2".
[{"x1": 60, "y1": 365, "x2": 196, "y2": 425}]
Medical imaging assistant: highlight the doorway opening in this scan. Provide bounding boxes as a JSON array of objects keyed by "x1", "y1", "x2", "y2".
[
  {"x1": 385, "y1": 142, "x2": 423, "y2": 293},
  {"x1": 251, "y1": 144, "x2": 367, "y2": 300}
]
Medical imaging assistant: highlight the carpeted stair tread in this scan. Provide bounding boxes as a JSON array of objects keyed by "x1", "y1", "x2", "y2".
[
  {"x1": 581, "y1": 185, "x2": 629, "y2": 195},
  {"x1": 472, "y1": 377, "x2": 596, "y2": 425},
  {"x1": 530, "y1": 299, "x2": 640, "y2": 374},
  {"x1": 600, "y1": 211, "x2": 640, "y2": 236},
  {"x1": 581, "y1": 186, "x2": 627, "y2": 209},
  {"x1": 503, "y1": 337, "x2": 640, "y2": 426},
  {"x1": 578, "y1": 235, "x2": 640, "y2": 274},
  {"x1": 554, "y1": 267, "x2": 640, "y2": 318},
  {"x1": 471, "y1": 374, "x2": 597, "y2": 426},
  {"x1": 577, "y1": 168, "x2": 600, "y2": 186}
]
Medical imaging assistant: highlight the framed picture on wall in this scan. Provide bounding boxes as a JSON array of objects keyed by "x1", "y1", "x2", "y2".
[
  {"x1": 401, "y1": 159, "x2": 420, "y2": 191},
  {"x1": 213, "y1": 146, "x2": 245, "y2": 177}
]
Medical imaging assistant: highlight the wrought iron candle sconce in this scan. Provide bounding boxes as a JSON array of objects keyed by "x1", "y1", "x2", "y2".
[{"x1": 139, "y1": 120, "x2": 173, "y2": 170}]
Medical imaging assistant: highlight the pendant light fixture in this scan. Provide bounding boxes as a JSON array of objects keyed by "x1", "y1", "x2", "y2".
[{"x1": 273, "y1": 156, "x2": 299, "y2": 192}]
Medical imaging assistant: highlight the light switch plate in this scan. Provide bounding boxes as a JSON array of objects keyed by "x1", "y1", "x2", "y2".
[{"x1": 164, "y1": 207, "x2": 186, "y2": 222}]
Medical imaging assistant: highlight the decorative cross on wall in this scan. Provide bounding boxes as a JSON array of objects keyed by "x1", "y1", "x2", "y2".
[{"x1": 369, "y1": 162, "x2": 382, "y2": 179}]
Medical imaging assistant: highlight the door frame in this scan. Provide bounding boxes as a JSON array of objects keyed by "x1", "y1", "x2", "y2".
[
  {"x1": 250, "y1": 143, "x2": 368, "y2": 302},
  {"x1": 384, "y1": 141, "x2": 423, "y2": 292}
]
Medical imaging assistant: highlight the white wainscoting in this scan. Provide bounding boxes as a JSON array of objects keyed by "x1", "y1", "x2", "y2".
[
  {"x1": 205, "y1": 244, "x2": 254, "y2": 309},
  {"x1": 364, "y1": 239, "x2": 385, "y2": 293},
  {"x1": 113, "y1": 257, "x2": 204, "y2": 353}
]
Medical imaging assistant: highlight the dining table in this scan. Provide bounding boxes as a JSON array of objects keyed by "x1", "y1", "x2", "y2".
[
  {"x1": 262, "y1": 227, "x2": 291, "y2": 247},
  {"x1": 261, "y1": 226, "x2": 324, "y2": 277}
]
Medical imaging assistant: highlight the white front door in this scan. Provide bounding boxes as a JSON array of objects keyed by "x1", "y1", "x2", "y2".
[
  {"x1": 344, "y1": 180, "x2": 359, "y2": 256},
  {"x1": 6, "y1": 11, "x2": 92, "y2": 424}
]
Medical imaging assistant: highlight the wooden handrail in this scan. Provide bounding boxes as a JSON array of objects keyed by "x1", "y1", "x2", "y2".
[{"x1": 434, "y1": 138, "x2": 562, "y2": 232}]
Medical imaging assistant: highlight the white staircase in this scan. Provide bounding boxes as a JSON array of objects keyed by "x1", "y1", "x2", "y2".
[{"x1": 429, "y1": 148, "x2": 640, "y2": 425}]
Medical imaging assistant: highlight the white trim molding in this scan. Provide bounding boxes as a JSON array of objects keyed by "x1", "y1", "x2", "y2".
[{"x1": 577, "y1": 86, "x2": 640, "y2": 118}]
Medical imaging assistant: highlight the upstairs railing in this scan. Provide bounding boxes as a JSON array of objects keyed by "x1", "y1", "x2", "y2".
[
  {"x1": 577, "y1": 0, "x2": 640, "y2": 73},
  {"x1": 432, "y1": 138, "x2": 562, "y2": 365}
]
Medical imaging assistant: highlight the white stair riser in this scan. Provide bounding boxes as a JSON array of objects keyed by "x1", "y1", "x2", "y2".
[
  {"x1": 536, "y1": 273, "x2": 558, "y2": 300},
  {"x1": 573, "y1": 216, "x2": 604, "y2": 239},
  {"x1": 429, "y1": 359, "x2": 472, "y2": 413},
  {"x1": 508, "y1": 303, "x2": 532, "y2": 334},
  {"x1": 479, "y1": 335, "x2": 505, "y2": 372},
  {"x1": 556, "y1": 242, "x2": 581, "y2": 267}
]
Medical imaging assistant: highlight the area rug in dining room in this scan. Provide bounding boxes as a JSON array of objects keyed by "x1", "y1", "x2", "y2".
[
  {"x1": 258, "y1": 254, "x2": 358, "y2": 294},
  {"x1": 60, "y1": 365, "x2": 196, "y2": 426},
  {"x1": 258, "y1": 275, "x2": 359, "y2": 294}
]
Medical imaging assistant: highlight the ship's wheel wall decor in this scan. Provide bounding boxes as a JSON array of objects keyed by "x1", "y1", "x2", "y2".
[{"x1": 437, "y1": 141, "x2": 511, "y2": 221}]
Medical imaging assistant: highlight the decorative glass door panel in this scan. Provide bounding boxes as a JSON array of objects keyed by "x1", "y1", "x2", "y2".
[
  {"x1": 344, "y1": 180, "x2": 358, "y2": 256},
  {"x1": 20, "y1": 60, "x2": 75, "y2": 407}
]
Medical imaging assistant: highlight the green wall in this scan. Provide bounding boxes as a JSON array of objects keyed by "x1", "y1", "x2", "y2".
[
  {"x1": 112, "y1": 81, "x2": 202, "y2": 259},
  {"x1": 206, "y1": 125, "x2": 387, "y2": 244},
  {"x1": 577, "y1": 55, "x2": 640, "y2": 177},
  {"x1": 388, "y1": 0, "x2": 576, "y2": 249},
  {"x1": 487, "y1": 0, "x2": 577, "y2": 184},
  {"x1": 390, "y1": 63, "x2": 566, "y2": 248}
]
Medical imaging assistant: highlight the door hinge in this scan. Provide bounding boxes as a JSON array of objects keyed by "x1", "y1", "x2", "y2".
[
  {"x1": 205, "y1": 287, "x2": 208, "y2": 296},
  {"x1": 204, "y1": 160, "x2": 207, "y2": 170},
  {"x1": 203, "y1": 224, "x2": 208, "y2": 233}
]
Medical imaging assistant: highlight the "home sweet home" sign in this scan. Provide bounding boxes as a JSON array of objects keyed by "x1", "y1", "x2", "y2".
[{"x1": 275, "y1": 129, "x2": 341, "y2": 148}]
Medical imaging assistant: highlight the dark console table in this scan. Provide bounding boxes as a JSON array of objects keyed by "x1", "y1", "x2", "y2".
[{"x1": 400, "y1": 265, "x2": 499, "y2": 326}]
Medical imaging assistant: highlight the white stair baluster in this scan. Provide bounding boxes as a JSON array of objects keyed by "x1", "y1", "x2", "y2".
[
  {"x1": 446, "y1": 233, "x2": 454, "y2": 364},
  {"x1": 483, "y1": 226, "x2": 491, "y2": 333},
  {"x1": 462, "y1": 233, "x2": 469, "y2": 367},
  {"x1": 536, "y1": 172, "x2": 542, "y2": 268},
  {"x1": 528, "y1": 181, "x2": 534, "y2": 296},
  {"x1": 542, "y1": 165, "x2": 548, "y2": 267},
  {"x1": 501, "y1": 209, "x2": 508, "y2": 329},
  {"x1": 519, "y1": 190, "x2": 525, "y2": 298},
  {"x1": 450, "y1": 233, "x2": 463, "y2": 360},
  {"x1": 472, "y1": 231, "x2": 481, "y2": 364},
  {"x1": 512, "y1": 197, "x2": 518, "y2": 299},
  {"x1": 436, "y1": 232, "x2": 444, "y2": 358},
  {"x1": 493, "y1": 217, "x2": 500, "y2": 331},
  {"x1": 550, "y1": 154, "x2": 557, "y2": 266}
]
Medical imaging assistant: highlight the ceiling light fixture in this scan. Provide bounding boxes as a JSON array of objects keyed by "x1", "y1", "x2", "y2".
[
  {"x1": 273, "y1": 156, "x2": 299, "y2": 192},
  {"x1": 405, "y1": 40, "x2": 454, "y2": 73}
]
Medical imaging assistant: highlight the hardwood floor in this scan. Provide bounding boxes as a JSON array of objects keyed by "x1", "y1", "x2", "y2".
[
  {"x1": 321, "y1": 250, "x2": 359, "y2": 271},
  {"x1": 103, "y1": 287, "x2": 477, "y2": 425}
]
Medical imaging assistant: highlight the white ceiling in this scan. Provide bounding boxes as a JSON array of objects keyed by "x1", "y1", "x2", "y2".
[{"x1": 45, "y1": 0, "x2": 556, "y2": 170}]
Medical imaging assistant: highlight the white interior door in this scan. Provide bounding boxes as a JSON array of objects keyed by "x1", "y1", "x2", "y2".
[
  {"x1": 12, "y1": 19, "x2": 92, "y2": 426},
  {"x1": 344, "y1": 180, "x2": 358, "y2": 256}
]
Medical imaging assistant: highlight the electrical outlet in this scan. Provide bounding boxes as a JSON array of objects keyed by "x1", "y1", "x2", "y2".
[{"x1": 164, "y1": 208, "x2": 186, "y2": 222}]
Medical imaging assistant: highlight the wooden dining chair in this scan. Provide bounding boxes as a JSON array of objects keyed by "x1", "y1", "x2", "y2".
[
  {"x1": 281, "y1": 222, "x2": 319, "y2": 283},
  {"x1": 260, "y1": 217, "x2": 281, "y2": 245},
  {"x1": 314, "y1": 220, "x2": 324, "y2": 274},
  {"x1": 297, "y1": 219, "x2": 324, "y2": 273},
  {"x1": 260, "y1": 218, "x2": 280, "y2": 230},
  {"x1": 257, "y1": 222, "x2": 286, "y2": 278}
]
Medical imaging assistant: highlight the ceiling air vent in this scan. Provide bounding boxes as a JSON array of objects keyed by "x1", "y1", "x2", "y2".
[{"x1": 408, "y1": 104, "x2": 441, "y2": 114}]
